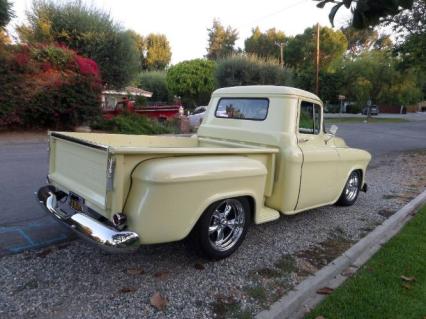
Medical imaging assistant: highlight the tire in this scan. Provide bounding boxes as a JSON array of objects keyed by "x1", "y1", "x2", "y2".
[
  {"x1": 336, "y1": 171, "x2": 361, "y2": 206},
  {"x1": 187, "y1": 197, "x2": 250, "y2": 260}
]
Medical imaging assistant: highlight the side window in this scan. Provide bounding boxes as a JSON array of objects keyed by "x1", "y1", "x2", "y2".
[{"x1": 299, "y1": 101, "x2": 321, "y2": 134}]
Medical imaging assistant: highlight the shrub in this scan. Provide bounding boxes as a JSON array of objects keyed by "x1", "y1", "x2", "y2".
[
  {"x1": 166, "y1": 59, "x2": 216, "y2": 108},
  {"x1": 215, "y1": 54, "x2": 293, "y2": 87},
  {"x1": 18, "y1": 0, "x2": 139, "y2": 88},
  {"x1": 92, "y1": 113, "x2": 178, "y2": 135},
  {"x1": 137, "y1": 71, "x2": 173, "y2": 103},
  {"x1": 0, "y1": 44, "x2": 102, "y2": 129}
]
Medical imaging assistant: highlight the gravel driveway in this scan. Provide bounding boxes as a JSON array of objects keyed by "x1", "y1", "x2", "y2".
[{"x1": 1, "y1": 151, "x2": 425, "y2": 319}]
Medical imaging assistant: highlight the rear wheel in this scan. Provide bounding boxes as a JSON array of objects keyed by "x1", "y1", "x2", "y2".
[
  {"x1": 188, "y1": 197, "x2": 250, "y2": 260},
  {"x1": 336, "y1": 171, "x2": 361, "y2": 206}
]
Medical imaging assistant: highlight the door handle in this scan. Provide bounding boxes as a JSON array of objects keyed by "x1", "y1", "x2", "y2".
[{"x1": 299, "y1": 138, "x2": 310, "y2": 143}]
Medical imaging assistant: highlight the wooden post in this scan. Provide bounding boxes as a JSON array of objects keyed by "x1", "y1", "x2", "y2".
[
  {"x1": 315, "y1": 23, "x2": 320, "y2": 96},
  {"x1": 275, "y1": 42, "x2": 285, "y2": 68}
]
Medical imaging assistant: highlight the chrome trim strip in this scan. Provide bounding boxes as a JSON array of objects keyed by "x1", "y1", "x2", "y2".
[
  {"x1": 50, "y1": 132, "x2": 109, "y2": 151},
  {"x1": 37, "y1": 185, "x2": 140, "y2": 253}
]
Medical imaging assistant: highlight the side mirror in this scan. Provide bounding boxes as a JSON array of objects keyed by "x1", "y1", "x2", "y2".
[
  {"x1": 329, "y1": 124, "x2": 338, "y2": 135},
  {"x1": 325, "y1": 125, "x2": 338, "y2": 144}
]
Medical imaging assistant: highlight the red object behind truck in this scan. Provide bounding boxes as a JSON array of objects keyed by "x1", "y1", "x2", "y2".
[{"x1": 103, "y1": 99, "x2": 184, "y2": 121}]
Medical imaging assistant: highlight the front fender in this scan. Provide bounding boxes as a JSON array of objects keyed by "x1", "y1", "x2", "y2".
[{"x1": 124, "y1": 156, "x2": 267, "y2": 244}]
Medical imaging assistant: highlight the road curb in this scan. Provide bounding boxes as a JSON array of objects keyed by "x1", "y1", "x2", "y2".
[{"x1": 256, "y1": 189, "x2": 426, "y2": 319}]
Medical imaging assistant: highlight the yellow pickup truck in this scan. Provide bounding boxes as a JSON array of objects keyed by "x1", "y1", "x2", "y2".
[{"x1": 37, "y1": 86, "x2": 371, "y2": 259}]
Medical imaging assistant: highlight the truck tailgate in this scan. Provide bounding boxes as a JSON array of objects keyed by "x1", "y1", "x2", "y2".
[{"x1": 48, "y1": 133, "x2": 110, "y2": 210}]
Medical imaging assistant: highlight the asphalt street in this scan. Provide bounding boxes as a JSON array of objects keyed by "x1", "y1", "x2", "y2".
[{"x1": 0, "y1": 118, "x2": 425, "y2": 255}]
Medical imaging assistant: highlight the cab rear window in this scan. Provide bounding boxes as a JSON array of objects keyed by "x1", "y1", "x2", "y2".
[{"x1": 215, "y1": 98, "x2": 269, "y2": 121}]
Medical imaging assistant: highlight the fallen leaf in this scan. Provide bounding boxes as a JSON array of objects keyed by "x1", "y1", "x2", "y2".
[
  {"x1": 400, "y1": 275, "x2": 416, "y2": 282},
  {"x1": 150, "y1": 292, "x2": 168, "y2": 310},
  {"x1": 118, "y1": 287, "x2": 137, "y2": 293},
  {"x1": 194, "y1": 262, "x2": 205, "y2": 270},
  {"x1": 316, "y1": 287, "x2": 334, "y2": 295},
  {"x1": 126, "y1": 267, "x2": 145, "y2": 275},
  {"x1": 154, "y1": 271, "x2": 170, "y2": 280},
  {"x1": 297, "y1": 258, "x2": 318, "y2": 275},
  {"x1": 341, "y1": 267, "x2": 356, "y2": 277},
  {"x1": 36, "y1": 247, "x2": 54, "y2": 258}
]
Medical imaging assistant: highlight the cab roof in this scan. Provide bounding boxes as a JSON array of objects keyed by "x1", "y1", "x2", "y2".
[{"x1": 212, "y1": 85, "x2": 320, "y2": 101}]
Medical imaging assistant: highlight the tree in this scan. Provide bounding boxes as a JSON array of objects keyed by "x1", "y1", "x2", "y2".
[
  {"x1": 314, "y1": 0, "x2": 414, "y2": 29},
  {"x1": 286, "y1": 26, "x2": 347, "y2": 72},
  {"x1": 127, "y1": 30, "x2": 145, "y2": 71},
  {"x1": 337, "y1": 50, "x2": 422, "y2": 107},
  {"x1": 244, "y1": 27, "x2": 286, "y2": 61},
  {"x1": 206, "y1": 19, "x2": 238, "y2": 60},
  {"x1": 385, "y1": 0, "x2": 426, "y2": 98},
  {"x1": 215, "y1": 54, "x2": 293, "y2": 87},
  {"x1": 144, "y1": 33, "x2": 172, "y2": 71},
  {"x1": 0, "y1": 0, "x2": 13, "y2": 29},
  {"x1": 18, "y1": 0, "x2": 140, "y2": 88},
  {"x1": 166, "y1": 59, "x2": 216, "y2": 107},
  {"x1": 137, "y1": 71, "x2": 173, "y2": 103}
]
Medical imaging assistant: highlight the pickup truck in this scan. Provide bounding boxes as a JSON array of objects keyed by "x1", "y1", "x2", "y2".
[{"x1": 37, "y1": 86, "x2": 371, "y2": 259}]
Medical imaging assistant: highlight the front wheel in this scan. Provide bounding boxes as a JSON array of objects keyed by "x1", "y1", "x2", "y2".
[
  {"x1": 336, "y1": 171, "x2": 361, "y2": 206},
  {"x1": 188, "y1": 197, "x2": 250, "y2": 260}
]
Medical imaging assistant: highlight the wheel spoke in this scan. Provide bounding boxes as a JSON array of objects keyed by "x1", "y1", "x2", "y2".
[
  {"x1": 216, "y1": 227, "x2": 224, "y2": 242},
  {"x1": 223, "y1": 203, "x2": 232, "y2": 217},
  {"x1": 209, "y1": 225, "x2": 219, "y2": 234}
]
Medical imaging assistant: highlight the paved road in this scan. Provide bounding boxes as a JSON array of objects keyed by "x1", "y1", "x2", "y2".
[
  {"x1": 0, "y1": 140, "x2": 71, "y2": 256},
  {"x1": 1, "y1": 119, "x2": 425, "y2": 255},
  {"x1": 329, "y1": 120, "x2": 426, "y2": 157}
]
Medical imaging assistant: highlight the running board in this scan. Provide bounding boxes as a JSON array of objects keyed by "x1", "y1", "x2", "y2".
[{"x1": 255, "y1": 206, "x2": 280, "y2": 224}]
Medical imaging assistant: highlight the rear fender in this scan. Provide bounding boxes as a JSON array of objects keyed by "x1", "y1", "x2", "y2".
[{"x1": 124, "y1": 156, "x2": 267, "y2": 244}]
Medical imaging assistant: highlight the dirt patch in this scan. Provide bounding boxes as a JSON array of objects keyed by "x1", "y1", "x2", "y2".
[
  {"x1": 378, "y1": 209, "x2": 396, "y2": 218},
  {"x1": 296, "y1": 235, "x2": 354, "y2": 271}
]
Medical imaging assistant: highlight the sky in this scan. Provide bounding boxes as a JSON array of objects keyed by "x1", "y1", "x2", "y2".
[{"x1": 8, "y1": 0, "x2": 352, "y2": 64}]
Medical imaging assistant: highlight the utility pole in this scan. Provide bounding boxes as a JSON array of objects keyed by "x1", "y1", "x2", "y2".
[
  {"x1": 275, "y1": 42, "x2": 285, "y2": 68},
  {"x1": 315, "y1": 23, "x2": 320, "y2": 96}
]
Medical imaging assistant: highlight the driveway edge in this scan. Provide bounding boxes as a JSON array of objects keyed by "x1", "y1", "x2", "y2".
[{"x1": 256, "y1": 189, "x2": 426, "y2": 319}]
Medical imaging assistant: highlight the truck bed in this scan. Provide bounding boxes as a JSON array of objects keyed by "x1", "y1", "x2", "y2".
[
  {"x1": 50, "y1": 132, "x2": 278, "y2": 154},
  {"x1": 48, "y1": 132, "x2": 278, "y2": 219}
]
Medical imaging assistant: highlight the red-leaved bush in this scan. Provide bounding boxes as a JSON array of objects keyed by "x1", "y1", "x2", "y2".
[{"x1": 0, "y1": 44, "x2": 102, "y2": 129}]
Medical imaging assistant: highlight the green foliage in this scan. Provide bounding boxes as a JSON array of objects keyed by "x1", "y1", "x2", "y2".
[
  {"x1": 92, "y1": 113, "x2": 177, "y2": 135},
  {"x1": 0, "y1": 0, "x2": 13, "y2": 29},
  {"x1": 215, "y1": 54, "x2": 293, "y2": 87},
  {"x1": 244, "y1": 27, "x2": 285, "y2": 60},
  {"x1": 336, "y1": 50, "x2": 422, "y2": 106},
  {"x1": 31, "y1": 45, "x2": 74, "y2": 66},
  {"x1": 307, "y1": 205, "x2": 426, "y2": 319},
  {"x1": 286, "y1": 26, "x2": 348, "y2": 72},
  {"x1": 19, "y1": 0, "x2": 140, "y2": 88},
  {"x1": 166, "y1": 59, "x2": 216, "y2": 107},
  {"x1": 125, "y1": 31, "x2": 172, "y2": 72},
  {"x1": 206, "y1": 19, "x2": 238, "y2": 60},
  {"x1": 315, "y1": 0, "x2": 414, "y2": 29},
  {"x1": 144, "y1": 33, "x2": 172, "y2": 71},
  {"x1": 137, "y1": 71, "x2": 173, "y2": 103}
]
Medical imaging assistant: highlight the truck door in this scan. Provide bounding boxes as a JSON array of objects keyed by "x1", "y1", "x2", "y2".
[{"x1": 296, "y1": 100, "x2": 340, "y2": 210}]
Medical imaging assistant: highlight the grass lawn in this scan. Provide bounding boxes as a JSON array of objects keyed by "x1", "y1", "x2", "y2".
[
  {"x1": 306, "y1": 205, "x2": 426, "y2": 319},
  {"x1": 325, "y1": 117, "x2": 408, "y2": 124}
]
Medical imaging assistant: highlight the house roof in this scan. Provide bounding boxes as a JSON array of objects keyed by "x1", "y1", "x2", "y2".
[{"x1": 102, "y1": 86, "x2": 153, "y2": 98}]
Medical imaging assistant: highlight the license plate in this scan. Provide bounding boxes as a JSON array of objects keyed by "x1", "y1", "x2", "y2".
[{"x1": 69, "y1": 193, "x2": 84, "y2": 212}]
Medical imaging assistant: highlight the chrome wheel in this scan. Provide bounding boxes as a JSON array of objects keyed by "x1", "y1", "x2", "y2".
[
  {"x1": 208, "y1": 199, "x2": 246, "y2": 252},
  {"x1": 345, "y1": 172, "x2": 359, "y2": 201}
]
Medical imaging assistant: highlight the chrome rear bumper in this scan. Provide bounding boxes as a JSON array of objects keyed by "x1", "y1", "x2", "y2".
[{"x1": 36, "y1": 185, "x2": 140, "y2": 253}]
